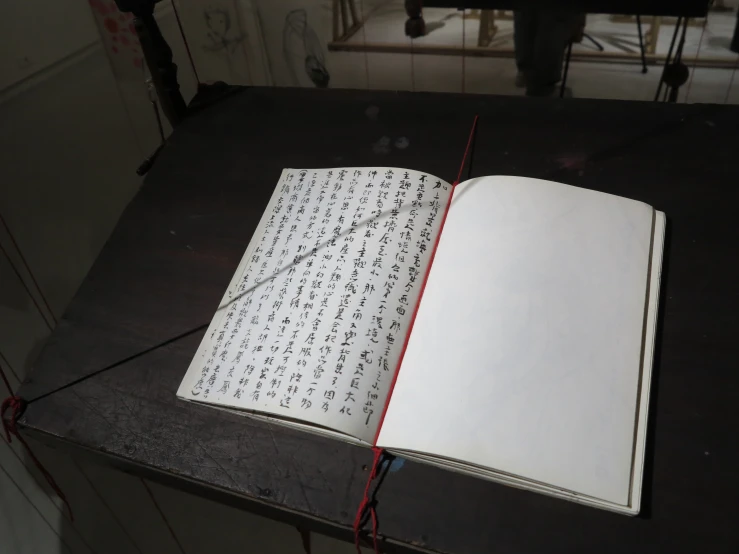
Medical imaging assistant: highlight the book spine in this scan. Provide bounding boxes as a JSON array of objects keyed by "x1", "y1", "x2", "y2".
[
  {"x1": 371, "y1": 188, "x2": 454, "y2": 445},
  {"x1": 371, "y1": 115, "x2": 479, "y2": 446}
]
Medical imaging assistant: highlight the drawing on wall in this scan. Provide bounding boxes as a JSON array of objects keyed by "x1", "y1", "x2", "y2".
[
  {"x1": 203, "y1": 8, "x2": 246, "y2": 55},
  {"x1": 202, "y1": 7, "x2": 248, "y2": 80},
  {"x1": 283, "y1": 9, "x2": 330, "y2": 88}
]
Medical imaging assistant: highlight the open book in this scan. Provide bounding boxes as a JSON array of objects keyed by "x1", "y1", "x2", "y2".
[{"x1": 177, "y1": 167, "x2": 665, "y2": 515}]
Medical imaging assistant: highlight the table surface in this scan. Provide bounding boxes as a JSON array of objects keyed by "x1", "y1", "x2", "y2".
[{"x1": 19, "y1": 87, "x2": 739, "y2": 554}]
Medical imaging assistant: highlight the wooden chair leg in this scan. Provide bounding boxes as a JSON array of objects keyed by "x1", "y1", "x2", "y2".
[{"x1": 636, "y1": 15, "x2": 648, "y2": 73}]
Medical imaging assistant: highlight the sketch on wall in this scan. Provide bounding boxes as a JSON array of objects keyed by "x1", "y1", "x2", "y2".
[
  {"x1": 204, "y1": 8, "x2": 247, "y2": 54},
  {"x1": 171, "y1": 0, "x2": 268, "y2": 85},
  {"x1": 203, "y1": 7, "x2": 248, "y2": 78},
  {"x1": 283, "y1": 9, "x2": 330, "y2": 88},
  {"x1": 250, "y1": 0, "x2": 332, "y2": 88}
]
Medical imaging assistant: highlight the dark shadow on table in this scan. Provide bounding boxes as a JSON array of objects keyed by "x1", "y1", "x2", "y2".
[{"x1": 637, "y1": 216, "x2": 672, "y2": 520}]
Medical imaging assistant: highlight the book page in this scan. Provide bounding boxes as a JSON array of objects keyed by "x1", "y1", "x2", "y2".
[
  {"x1": 178, "y1": 168, "x2": 451, "y2": 443},
  {"x1": 377, "y1": 176, "x2": 655, "y2": 505}
]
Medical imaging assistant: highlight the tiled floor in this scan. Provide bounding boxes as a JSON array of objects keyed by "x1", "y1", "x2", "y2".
[
  {"x1": 352, "y1": 3, "x2": 739, "y2": 59},
  {"x1": 330, "y1": 2, "x2": 739, "y2": 102}
]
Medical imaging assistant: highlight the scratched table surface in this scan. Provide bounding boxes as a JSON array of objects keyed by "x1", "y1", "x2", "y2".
[{"x1": 19, "y1": 88, "x2": 739, "y2": 553}]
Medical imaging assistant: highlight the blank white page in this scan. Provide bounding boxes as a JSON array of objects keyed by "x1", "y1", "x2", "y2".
[{"x1": 377, "y1": 176, "x2": 655, "y2": 506}]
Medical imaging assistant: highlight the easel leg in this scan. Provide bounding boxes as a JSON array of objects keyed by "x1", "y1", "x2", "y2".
[
  {"x1": 560, "y1": 41, "x2": 573, "y2": 98},
  {"x1": 654, "y1": 16, "x2": 682, "y2": 101},
  {"x1": 667, "y1": 17, "x2": 690, "y2": 103},
  {"x1": 637, "y1": 15, "x2": 648, "y2": 73}
]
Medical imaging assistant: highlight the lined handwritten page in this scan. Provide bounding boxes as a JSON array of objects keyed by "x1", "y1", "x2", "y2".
[{"x1": 178, "y1": 168, "x2": 451, "y2": 442}]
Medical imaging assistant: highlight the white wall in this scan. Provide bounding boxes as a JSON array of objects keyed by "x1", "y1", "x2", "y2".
[
  {"x1": 0, "y1": 0, "x2": 99, "y2": 91},
  {"x1": 0, "y1": 3, "x2": 360, "y2": 554}
]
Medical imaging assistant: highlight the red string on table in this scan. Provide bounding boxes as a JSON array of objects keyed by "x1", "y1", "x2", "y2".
[
  {"x1": 353, "y1": 446, "x2": 384, "y2": 554},
  {"x1": 1, "y1": 394, "x2": 74, "y2": 520},
  {"x1": 453, "y1": 114, "x2": 479, "y2": 186},
  {"x1": 356, "y1": 115, "x2": 480, "y2": 554},
  {"x1": 0, "y1": 212, "x2": 73, "y2": 520}
]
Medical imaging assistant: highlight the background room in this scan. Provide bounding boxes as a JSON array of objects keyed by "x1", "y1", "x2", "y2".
[{"x1": 2, "y1": 1, "x2": 738, "y2": 554}]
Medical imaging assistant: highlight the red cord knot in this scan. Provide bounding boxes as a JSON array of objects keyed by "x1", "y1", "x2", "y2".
[
  {"x1": 1, "y1": 395, "x2": 26, "y2": 442},
  {"x1": 453, "y1": 115, "x2": 479, "y2": 186},
  {"x1": 355, "y1": 115, "x2": 478, "y2": 553},
  {"x1": 353, "y1": 447, "x2": 384, "y2": 554},
  {"x1": 1, "y1": 395, "x2": 73, "y2": 521}
]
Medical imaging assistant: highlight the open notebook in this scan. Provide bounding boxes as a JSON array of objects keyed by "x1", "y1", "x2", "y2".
[{"x1": 177, "y1": 168, "x2": 665, "y2": 515}]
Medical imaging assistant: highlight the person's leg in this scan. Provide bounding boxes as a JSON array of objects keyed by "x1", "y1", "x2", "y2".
[
  {"x1": 526, "y1": 11, "x2": 575, "y2": 96},
  {"x1": 513, "y1": 10, "x2": 537, "y2": 86}
]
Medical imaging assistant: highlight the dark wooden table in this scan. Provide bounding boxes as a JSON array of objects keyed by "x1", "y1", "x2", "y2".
[{"x1": 18, "y1": 88, "x2": 739, "y2": 553}]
